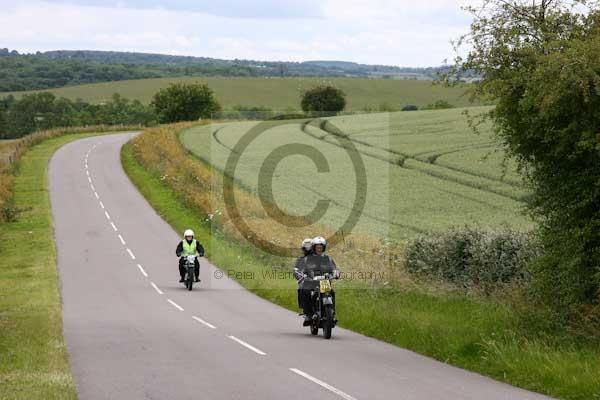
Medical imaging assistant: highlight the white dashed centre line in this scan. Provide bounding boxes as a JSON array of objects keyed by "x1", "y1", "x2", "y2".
[
  {"x1": 104, "y1": 211, "x2": 111, "y2": 220},
  {"x1": 126, "y1": 248, "x2": 136, "y2": 260},
  {"x1": 192, "y1": 316, "x2": 217, "y2": 329},
  {"x1": 88, "y1": 176, "x2": 92, "y2": 183},
  {"x1": 100, "y1": 201, "x2": 105, "y2": 209},
  {"x1": 86, "y1": 170, "x2": 89, "y2": 176},
  {"x1": 137, "y1": 264, "x2": 148, "y2": 277},
  {"x1": 118, "y1": 234, "x2": 126, "y2": 245},
  {"x1": 150, "y1": 282, "x2": 163, "y2": 295},
  {"x1": 167, "y1": 299, "x2": 184, "y2": 311},
  {"x1": 94, "y1": 192, "x2": 99, "y2": 199},
  {"x1": 90, "y1": 183, "x2": 95, "y2": 191},
  {"x1": 289, "y1": 368, "x2": 357, "y2": 400},
  {"x1": 227, "y1": 336, "x2": 266, "y2": 356}
]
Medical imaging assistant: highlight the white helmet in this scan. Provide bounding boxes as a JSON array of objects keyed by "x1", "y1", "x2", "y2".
[
  {"x1": 183, "y1": 229, "x2": 194, "y2": 238},
  {"x1": 312, "y1": 236, "x2": 327, "y2": 251},
  {"x1": 301, "y1": 238, "x2": 313, "y2": 251}
]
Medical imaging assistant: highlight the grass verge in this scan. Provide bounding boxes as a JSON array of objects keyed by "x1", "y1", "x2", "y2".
[
  {"x1": 122, "y1": 130, "x2": 600, "y2": 400},
  {"x1": 0, "y1": 133, "x2": 118, "y2": 400}
]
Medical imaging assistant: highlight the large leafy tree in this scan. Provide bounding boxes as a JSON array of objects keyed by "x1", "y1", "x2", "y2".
[
  {"x1": 453, "y1": 0, "x2": 600, "y2": 320},
  {"x1": 301, "y1": 85, "x2": 346, "y2": 116},
  {"x1": 151, "y1": 83, "x2": 221, "y2": 123}
]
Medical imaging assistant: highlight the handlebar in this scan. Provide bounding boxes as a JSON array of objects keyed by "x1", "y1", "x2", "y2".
[{"x1": 305, "y1": 271, "x2": 340, "y2": 281}]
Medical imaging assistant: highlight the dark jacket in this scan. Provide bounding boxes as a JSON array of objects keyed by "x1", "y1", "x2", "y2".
[
  {"x1": 176, "y1": 239, "x2": 205, "y2": 258},
  {"x1": 295, "y1": 254, "x2": 338, "y2": 289}
]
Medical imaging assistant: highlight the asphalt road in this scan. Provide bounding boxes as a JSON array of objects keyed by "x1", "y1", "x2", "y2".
[{"x1": 49, "y1": 133, "x2": 552, "y2": 400}]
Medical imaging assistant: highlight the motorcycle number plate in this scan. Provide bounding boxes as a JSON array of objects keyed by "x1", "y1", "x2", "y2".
[{"x1": 319, "y1": 280, "x2": 332, "y2": 293}]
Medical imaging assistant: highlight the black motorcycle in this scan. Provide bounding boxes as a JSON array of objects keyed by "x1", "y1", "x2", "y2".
[{"x1": 307, "y1": 272, "x2": 337, "y2": 339}]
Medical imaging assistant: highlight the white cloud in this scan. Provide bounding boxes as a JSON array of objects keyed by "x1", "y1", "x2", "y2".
[{"x1": 0, "y1": 0, "x2": 474, "y2": 66}]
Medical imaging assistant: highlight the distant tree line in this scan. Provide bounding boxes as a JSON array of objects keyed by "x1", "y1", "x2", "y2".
[
  {"x1": 0, "y1": 51, "x2": 259, "y2": 92},
  {"x1": 0, "y1": 49, "x2": 456, "y2": 92}
]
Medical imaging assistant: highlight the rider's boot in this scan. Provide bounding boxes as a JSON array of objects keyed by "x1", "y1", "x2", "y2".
[{"x1": 302, "y1": 314, "x2": 312, "y2": 326}]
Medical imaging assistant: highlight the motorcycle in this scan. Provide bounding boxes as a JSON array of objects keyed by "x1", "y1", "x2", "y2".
[
  {"x1": 307, "y1": 272, "x2": 338, "y2": 339},
  {"x1": 183, "y1": 255, "x2": 197, "y2": 291}
]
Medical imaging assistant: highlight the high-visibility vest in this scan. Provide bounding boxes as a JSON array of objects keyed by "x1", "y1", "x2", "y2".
[{"x1": 182, "y1": 240, "x2": 197, "y2": 256}]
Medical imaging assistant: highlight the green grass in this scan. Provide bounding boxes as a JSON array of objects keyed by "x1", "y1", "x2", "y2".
[
  {"x1": 0, "y1": 133, "x2": 106, "y2": 399},
  {"x1": 179, "y1": 107, "x2": 531, "y2": 240},
  {"x1": 122, "y1": 140, "x2": 600, "y2": 400},
  {"x1": 2, "y1": 76, "x2": 479, "y2": 111}
]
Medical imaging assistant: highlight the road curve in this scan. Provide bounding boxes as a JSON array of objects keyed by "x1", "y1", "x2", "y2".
[{"x1": 49, "y1": 133, "x2": 552, "y2": 400}]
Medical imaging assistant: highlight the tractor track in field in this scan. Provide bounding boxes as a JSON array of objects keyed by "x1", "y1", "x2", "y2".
[{"x1": 301, "y1": 119, "x2": 527, "y2": 203}]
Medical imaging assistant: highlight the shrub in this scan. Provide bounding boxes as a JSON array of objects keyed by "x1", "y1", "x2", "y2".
[
  {"x1": 421, "y1": 100, "x2": 454, "y2": 110},
  {"x1": 377, "y1": 103, "x2": 397, "y2": 112},
  {"x1": 219, "y1": 105, "x2": 275, "y2": 120},
  {"x1": 402, "y1": 105, "x2": 419, "y2": 111},
  {"x1": 300, "y1": 85, "x2": 346, "y2": 116},
  {"x1": 405, "y1": 226, "x2": 540, "y2": 292}
]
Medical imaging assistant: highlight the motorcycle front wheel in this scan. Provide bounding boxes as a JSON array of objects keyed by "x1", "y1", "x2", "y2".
[
  {"x1": 323, "y1": 305, "x2": 334, "y2": 339},
  {"x1": 186, "y1": 268, "x2": 193, "y2": 291}
]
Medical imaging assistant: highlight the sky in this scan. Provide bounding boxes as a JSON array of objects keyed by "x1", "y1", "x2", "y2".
[{"x1": 0, "y1": 0, "x2": 476, "y2": 67}]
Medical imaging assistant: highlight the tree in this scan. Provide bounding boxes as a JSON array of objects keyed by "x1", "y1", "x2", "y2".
[
  {"x1": 300, "y1": 85, "x2": 346, "y2": 116},
  {"x1": 151, "y1": 83, "x2": 221, "y2": 123},
  {"x1": 452, "y1": 1, "x2": 600, "y2": 320}
]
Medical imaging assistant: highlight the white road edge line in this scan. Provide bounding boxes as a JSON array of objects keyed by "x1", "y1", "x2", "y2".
[
  {"x1": 167, "y1": 299, "x2": 184, "y2": 311},
  {"x1": 118, "y1": 234, "x2": 126, "y2": 245},
  {"x1": 192, "y1": 316, "x2": 216, "y2": 329},
  {"x1": 137, "y1": 264, "x2": 148, "y2": 277},
  {"x1": 150, "y1": 281, "x2": 163, "y2": 294},
  {"x1": 110, "y1": 221, "x2": 117, "y2": 231},
  {"x1": 227, "y1": 335, "x2": 266, "y2": 355},
  {"x1": 104, "y1": 211, "x2": 111, "y2": 220},
  {"x1": 126, "y1": 248, "x2": 136, "y2": 260},
  {"x1": 289, "y1": 368, "x2": 357, "y2": 400},
  {"x1": 100, "y1": 201, "x2": 105, "y2": 209}
]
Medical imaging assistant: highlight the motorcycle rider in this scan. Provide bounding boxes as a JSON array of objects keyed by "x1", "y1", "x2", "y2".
[
  {"x1": 296, "y1": 236, "x2": 340, "y2": 325},
  {"x1": 294, "y1": 238, "x2": 313, "y2": 311},
  {"x1": 175, "y1": 229, "x2": 205, "y2": 283}
]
